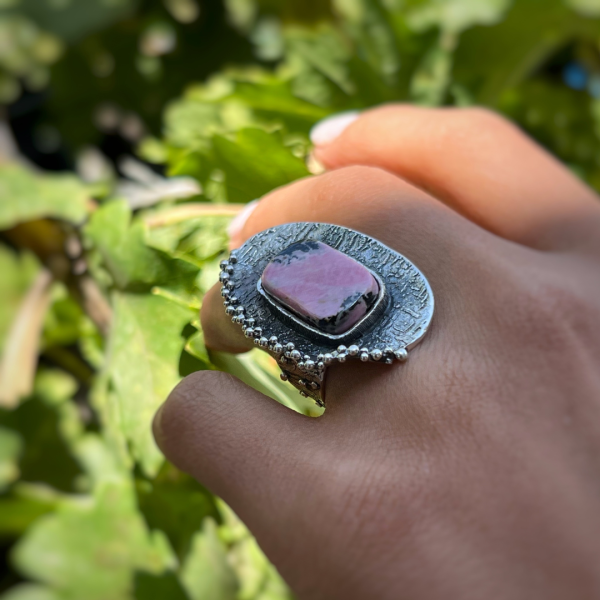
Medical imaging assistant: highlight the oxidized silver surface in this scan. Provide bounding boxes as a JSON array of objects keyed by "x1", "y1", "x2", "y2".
[{"x1": 219, "y1": 222, "x2": 434, "y2": 406}]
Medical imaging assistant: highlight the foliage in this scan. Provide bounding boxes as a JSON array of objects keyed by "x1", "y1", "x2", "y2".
[{"x1": 1, "y1": 0, "x2": 599, "y2": 598}]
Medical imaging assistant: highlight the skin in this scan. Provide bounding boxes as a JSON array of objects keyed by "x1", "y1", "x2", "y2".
[{"x1": 153, "y1": 105, "x2": 600, "y2": 599}]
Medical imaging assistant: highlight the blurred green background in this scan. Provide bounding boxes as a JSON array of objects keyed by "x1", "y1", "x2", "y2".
[{"x1": 0, "y1": 0, "x2": 599, "y2": 598}]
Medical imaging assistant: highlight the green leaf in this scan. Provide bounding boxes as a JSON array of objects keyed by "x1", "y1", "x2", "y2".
[
  {"x1": 185, "y1": 330, "x2": 210, "y2": 365},
  {"x1": 11, "y1": 481, "x2": 176, "y2": 600},
  {"x1": 84, "y1": 200, "x2": 199, "y2": 291},
  {"x1": 0, "y1": 583, "x2": 61, "y2": 600},
  {"x1": 0, "y1": 164, "x2": 89, "y2": 230},
  {"x1": 136, "y1": 463, "x2": 218, "y2": 562},
  {"x1": 134, "y1": 571, "x2": 190, "y2": 600},
  {"x1": 230, "y1": 79, "x2": 330, "y2": 124},
  {"x1": 0, "y1": 485, "x2": 59, "y2": 539},
  {"x1": 181, "y1": 518, "x2": 239, "y2": 600},
  {"x1": 217, "y1": 501, "x2": 292, "y2": 600},
  {"x1": 0, "y1": 426, "x2": 22, "y2": 492},
  {"x1": 335, "y1": 0, "x2": 401, "y2": 84},
  {"x1": 106, "y1": 293, "x2": 193, "y2": 476},
  {"x1": 145, "y1": 214, "x2": 231, "y2": 264},
  {"x1": 213, "y1": 128, "x2": 309, "y2": 203},
  {"x1": 0, "y1": 393, "x2": 82, "y2": 493},
  {"x1": 406, "y1": 0, "x2": 512, "y2": 34},
  {"x1": 564, "y1": 0, "x2": 600, "y2": 17},
  {"x1": 210, "y1": 350, "x2": 321, "y2": 416},
  {"x1": 0, "y1": 247, "x2": 39, "y2": 354},
  {"x1": 410, "y1": 40, "x2": 453, "y2": 106},
  {"x1": 164, "y1": 101, "x2": 222, "y2": 150},
  {"x1": 453, "y1": 0, "x2": 600, "y2": 104},
  {"x1": 8, "y1": 0, "x2": 136, "y2": 43}
]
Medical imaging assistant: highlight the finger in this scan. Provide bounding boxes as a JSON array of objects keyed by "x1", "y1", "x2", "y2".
[
  {"x1": 311, "y1": 105, "x2": 600, "y2": 251},
  {"x1": 201, "y1": 284, "x2": 254, "y2": 354},
  {"x1": 153, "y1": 370, "x2": 319, "y2": 543},
  {"x1": 203, "y1": 165, "x2": 494, "y2": 354}
]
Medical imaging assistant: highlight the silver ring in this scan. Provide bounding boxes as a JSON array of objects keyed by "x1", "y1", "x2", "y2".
[{"x1": 220, "y1": 222, "x2": 434, "y2": 406}]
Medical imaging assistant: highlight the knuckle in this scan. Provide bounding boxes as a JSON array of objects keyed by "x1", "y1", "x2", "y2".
[
  {"x1": 436, "y1": 107, "x2": 517, "y2": 148},
  {"x1": 160, "y1": 371, "x2": 235, "y2": 440},
  {"x1": 514, "y1": 274, "x2": 595, "y2": 354},
  {"x1": 457, "y1": 107, "x2": 508, "y2": 129},
  {"x1": 316, "y1": 164, "x2": 398, "y2": 189}
]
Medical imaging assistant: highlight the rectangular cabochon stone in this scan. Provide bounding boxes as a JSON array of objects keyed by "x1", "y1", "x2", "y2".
[{"x1": 261, "y1": 240, "x2": 379, "y2": 334}]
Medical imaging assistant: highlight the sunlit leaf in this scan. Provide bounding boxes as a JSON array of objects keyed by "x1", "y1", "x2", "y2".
[
  {"x1": 84, "y1": 200, "x2": 199, "y2": 291},
  {"x1": 0, "y1": 583, "x2": 61, "y2": 600},
  {"x1": 106, "y1": 293, "x2": 193, "y2": 476},
  {"x1": 213, "y1": 128, "x2": 309, "y2": 203},
  {"x1": 0, "y1": 164, "x2": 89, "y2": 230},
  {"x1": 181, "y1": 518, "x2": 239, "y2": 600},
  {"x1": 210, "y1": 350, "x2": 320, "y2": 416},
  {"x1": 0, "y1": 248, "x2": 39, "y2": 354},
  {"x1": 217, "y1": 501, "x2": 292, "y2": 600},
  {"x1": 12, "y1": 481, "x2": 176, "y2": 600},
  {"x1": 137, "y1": 462, "x2": 218, "y2": 562}
]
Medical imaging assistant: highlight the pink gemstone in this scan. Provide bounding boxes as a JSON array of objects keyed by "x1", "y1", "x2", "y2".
[{"x1": 261, "y1": 241, "x2": 379, "y2": 334}]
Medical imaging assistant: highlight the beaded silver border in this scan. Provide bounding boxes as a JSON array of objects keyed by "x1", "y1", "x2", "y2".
[{"x1": 219, "y1": 222, "x2": 435, "y2": 406}]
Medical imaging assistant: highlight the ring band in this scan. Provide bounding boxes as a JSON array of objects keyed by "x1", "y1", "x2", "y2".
[{"x1": 220, "y1": 222, "x2": 434, "y2": 406}]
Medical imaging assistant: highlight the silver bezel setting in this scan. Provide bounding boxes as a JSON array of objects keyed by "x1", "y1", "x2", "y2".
[{"x1": 220, "y1": 222, "x2": 435, "y2": 406}]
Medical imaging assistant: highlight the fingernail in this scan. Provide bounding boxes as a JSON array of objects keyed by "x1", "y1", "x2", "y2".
[
  {"x1": 227, "y1": 199, "x2": 259, "y2": 246},
  {"x1": 309, "y1": 110, "x2": 360, "y2": 146}
]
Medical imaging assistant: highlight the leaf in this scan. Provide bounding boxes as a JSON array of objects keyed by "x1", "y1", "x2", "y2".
[
  {"x1": 12, "y1": 0, "x2": 136, "y2": 43},
  {"x1": 84, "y1": 200, "x2": 199, "y2": 292},
  {"x1": 285, "y1": 26, "x2": 354, "y2": 96},
  {"x1": 72, "y1": 434, "x2": 129, "y2": 488},
  {"x1": 181, "y1": 518, "x2": 239, "y2": 600},
  {"x1": 0, "y1": 390, "x2": 82, "y2": 493},
  {"x1": 213, "y1": 129, "x2": 308, "y2": 202},
  {"x1": 564, "y1": 0, "x2": 600, "y2": 17},
  {"x1": 11, "y1": 481, "x2": 176, "y2": 600},
  {"x1": 230, "y1": 79, "x2": 330, "y2": 124},
  {"x1": 185, "y1": 330, "x2": 210, "y2": 364},
  {"x1": 335, "y1": 0, "x2": 401, "y2": 84},
  {"x1": 0, "y1": 426, "x2": 22, "y2": 492},
  {"x1": 136, "y1": 462, "x2": 218, "y2": 562},
  {"x1": 406, "y1": 0, "x2": 512, "y2": 34},
  {"x1": 106, "y1": 293, "x2": 193, "y2": 476},
  {"x1": 0, "y1": 247, "x2": 40, "y2": 354},
  {"x1": 453, "y1": 0, "x2": 600, "y2": 104},
  {"x1": 213, "y1": 128, "x2": 309, "y2": 203},
  {"x1": 217, "y1": 502, "x2": 292, "y2": 600},
  {"x1": 0, "y1": 584, "x2": 61, "y2": 600},
  {"x1": 0, "y1": 164, "x2": 89, "y2": 230},
  {"x1": 410, "y1": 40, "x2": 453, "y2": 106},
  {"x1": 164, "y1": 100, "x2": 222, "y2": 149},
  {"x1": 500, "y1": 79, "x2": 600, "y2": 187},
  {"x1": 210, "y1": 350, "x2": 321, "y2": 416},
  {"x1": 145, "y1": 213, "x2": 231, "y2": 264},
  {"x1": 0, "y1": 486, "x2": 59, "y2": 539},
  {"x1": 89, "y1": 372, "x2": 132, "y2": 474},
  {"x1": 134, "y1": 571, "x2": 190, "y2": 600}
]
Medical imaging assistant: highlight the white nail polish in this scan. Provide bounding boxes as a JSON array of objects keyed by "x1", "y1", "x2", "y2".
[
  {"x1": 309, "y1": 110, "x2": 360, "y2": 146},
  {"x1": 227, "y1": 199, "x2": 259, "y2": 240}
]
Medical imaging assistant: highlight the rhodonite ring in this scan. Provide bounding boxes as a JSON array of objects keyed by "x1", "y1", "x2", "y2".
[{"x1": 219, "y1": 222, "x2": 434, "y2": 406}]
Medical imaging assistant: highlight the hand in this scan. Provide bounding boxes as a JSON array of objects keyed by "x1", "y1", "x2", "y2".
[{"x1": 153, "y1": 105, "x2": 600, "y2": 600}]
